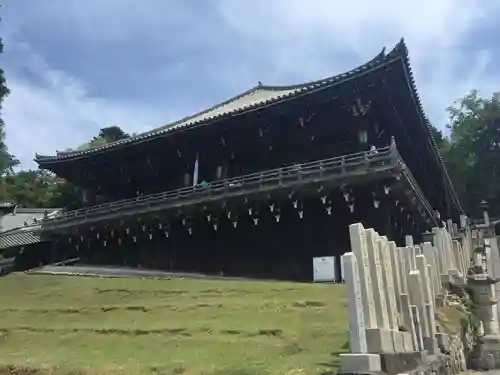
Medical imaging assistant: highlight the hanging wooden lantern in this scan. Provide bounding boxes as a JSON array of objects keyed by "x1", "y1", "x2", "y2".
[{"x1": 343, "y1": 191, "x2": 350, "y2": 202}]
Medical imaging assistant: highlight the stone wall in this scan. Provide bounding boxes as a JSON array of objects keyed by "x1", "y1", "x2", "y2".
[{"x1": 339, "y1": 221, "x2": 475, "y2": 375}]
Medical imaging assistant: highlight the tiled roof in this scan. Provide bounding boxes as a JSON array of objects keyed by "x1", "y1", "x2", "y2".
[
  {"x1": 0, "y1": 225, "x2": 42, "y2": 250},
  {"x1": 35, "y1": 42, "x2": 393, "y2": 163},
  {"x1": 0, "y1": 208, "x2": 61, "y2": 251},
  {"x1": 0, "y1": 208, "x2": 61, "y2": 233}
]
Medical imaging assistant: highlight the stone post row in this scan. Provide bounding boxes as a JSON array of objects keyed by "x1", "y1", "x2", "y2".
[{"x1": 341, "y1": 221, "x2": 472, "y2": 374}]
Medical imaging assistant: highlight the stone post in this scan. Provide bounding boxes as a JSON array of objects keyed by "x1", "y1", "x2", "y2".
[
  {"x1": 410, "y1": 305, "x2": 424, "y2": 351},
  {"x1": 432, "y1": 228, "x2": 448, "y2": 307},
  {"x1": 416, "y1": 254, "x2": 439, "y2": 354},
  {"x1": 365, "y1": 229, "x2": 394, "y2": 353},
  {"x1": 378, "y1": 237, "x2": 404, "y2": 351},
  {"x1": 422, "y1": 242, "x2": 439, "y2": 300},
  {"x1": 388, "y1": 242, "x2": 402, "y2": 316},
  {"x1": 339, "y1": 252, "x2": 382, "y2": 374},
  {"x1": 432, "y1": 227, "x2": 446, "y2": 276},
  {"x1": 342, "y1": 252, "x2": 367, "y2": 353},
  {"x1": 451, "y1": 240, "x2": 464, "y2": 280},
  {"x1": 349, "y1": 224, "x2": 377, "y2": 329},
  {"x1": 408, "y1": 270, "x2": 429, "y2": 350},
  {"x1": 397, "y1": 247, "x2": 418, "y2": 352},
  {"x1": 405, "y1": 235, "x2": 414, "y2": 247}
]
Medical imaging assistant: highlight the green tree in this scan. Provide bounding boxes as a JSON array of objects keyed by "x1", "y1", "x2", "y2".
[
  {"x1": 2, "y1": 170, "x2": 56, "y2": 207},
  {"x1": 76, "y1": 125, "x2": 130, "y2": 151},
  {"x1": 440, "y1": 90, "x2": 500, "y2": 217},
  {"x1": 0, "y1": 33, "x2": 19, "y2": 178},
  {"x1": 94, "y1": 125, "x2": 130, "y2": 143}
]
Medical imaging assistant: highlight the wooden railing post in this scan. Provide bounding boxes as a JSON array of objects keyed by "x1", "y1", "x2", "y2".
[{"x1": 389, "y1": 136, "x2": 399, "y2": 164}]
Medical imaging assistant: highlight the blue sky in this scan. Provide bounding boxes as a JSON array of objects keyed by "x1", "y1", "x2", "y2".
[{"x1": 2, "y1": 0, "x2": 500, "y2": 169}]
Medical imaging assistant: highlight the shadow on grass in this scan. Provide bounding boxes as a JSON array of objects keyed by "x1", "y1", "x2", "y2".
[
  {"x1": 2, "y1": 326, "x2": 288, "y2": 339},
  {"x1": 0, "y1": 365, "x2": 85, "y2": 375}
]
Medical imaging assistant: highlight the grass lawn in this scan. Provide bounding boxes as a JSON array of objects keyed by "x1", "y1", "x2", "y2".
[{"x1": 0, "y1": 274, "x2": 348, "y2": 375}]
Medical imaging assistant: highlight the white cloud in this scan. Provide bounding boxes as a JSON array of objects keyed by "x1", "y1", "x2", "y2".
[
  {"x1": 214, "y1": 0, "x2": 500, "y2": 127},
  {"x1": 3, "y1": 42, "x2": 175, "y2": 169},
  {"x1": 3, "y1": 0, "x2": 500, "y2": 169}
]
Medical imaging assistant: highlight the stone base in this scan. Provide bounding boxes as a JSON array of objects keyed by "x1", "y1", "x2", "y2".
[
  {"x1": 379, "y1": 351, "x2": 426, "y2": 375},
  {"x1": 423, "y1": 336, "x2": 439, "y2": 355},
  {"x1": 366, "y1": 328, "x2": 394, "y2": 353},
  {"x1": 402, "y1": 332, "x2": 415, "y2": 352},
  {"x1": 339, "y1": 353, "x2": 381, "y2": 374},
  {"x1": 480, "y1": 334, "x2": 500, "y2": 369},
  {"x1": 391, "y1": 330, "x2": 404, "y2": 352}
]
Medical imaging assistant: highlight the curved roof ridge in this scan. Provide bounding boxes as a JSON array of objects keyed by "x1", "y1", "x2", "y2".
[
  {"x1": 142, "y1": 85, "x2": 263, "y2": 135},
  {"x1": 34, "y1": 44, "x2": 394, "y2": 162},
  {"x1": 258, "y1": 47, "x2": 387, "y2": 91},
  {"x1": 51, "y1": 86, "x2": 264, "y2": 158}
]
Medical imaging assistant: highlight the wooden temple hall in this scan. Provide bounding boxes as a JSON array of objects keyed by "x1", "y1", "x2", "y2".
[{"x1": 34, "y1": 40, "x2": 463, "y2": 281}]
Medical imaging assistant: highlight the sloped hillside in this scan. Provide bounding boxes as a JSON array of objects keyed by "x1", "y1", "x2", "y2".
[{"x1": 0, "y1": 274, "x2": 348, "y2": 375}]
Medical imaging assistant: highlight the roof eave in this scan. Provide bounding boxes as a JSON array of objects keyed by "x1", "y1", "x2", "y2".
[
  {"x1": 35, "y1": 46, "x2": 391, "y2": 165},
  {"x1": 394, "y1": 39, "x2": 464, "y2": 215}
]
